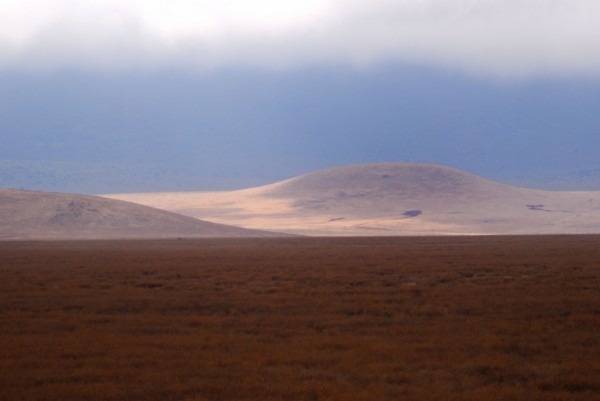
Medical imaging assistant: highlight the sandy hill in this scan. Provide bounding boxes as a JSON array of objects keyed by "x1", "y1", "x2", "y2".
[
  {"x1": 0, "y1": 189, "x2": 279, "y2": 240},
  {"x1": 105, "y1": 163, "x2": 600, "y2": 236}
]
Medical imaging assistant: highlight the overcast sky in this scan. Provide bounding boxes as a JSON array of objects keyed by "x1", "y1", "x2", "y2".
[
  {"x1": 1, "y1": 1, "x2": 599, "y2": 193},
  {"x1": 1, "y1": 0, "x2": 600, "y2": 78}
]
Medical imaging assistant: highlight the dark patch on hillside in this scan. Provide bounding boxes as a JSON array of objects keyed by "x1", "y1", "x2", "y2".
[{"x1": 403, "y1": 210, "x2": 422, "y2": 218}]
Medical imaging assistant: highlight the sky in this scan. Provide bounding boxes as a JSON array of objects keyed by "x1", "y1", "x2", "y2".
[
  {"x1": 2, "y1": 0, "x2": 600, "y2": 77},
  {"x1": 1, "y1": 0, "x2": 599, "y2": 193}
]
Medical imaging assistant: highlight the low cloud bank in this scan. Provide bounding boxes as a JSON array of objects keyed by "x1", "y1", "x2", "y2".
[{"x1": 1, "y1": 0, "x2": 599, "y2": 78}]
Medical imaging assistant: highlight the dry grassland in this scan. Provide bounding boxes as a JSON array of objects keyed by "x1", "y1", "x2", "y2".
[{"x1": 1, "y1": 235, "x2": 599, "y2": 400}]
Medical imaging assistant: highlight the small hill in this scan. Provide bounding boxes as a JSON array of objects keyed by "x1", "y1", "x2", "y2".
[
  {"x1": 0, "y1": 189, "x2": 279, "y2": 240},
  {"x1": 263, "y1": 163, "x2": 532, "y2": 212},
  {"x1": 105, "y1": 163, "x2": 600, "y2": 236},
  {"x1": 266, "y1": 163, "x2": 500, "y2": 197}
]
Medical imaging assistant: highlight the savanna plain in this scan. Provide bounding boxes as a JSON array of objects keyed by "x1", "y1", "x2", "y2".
[{"x1": 1, "y1": 235, "x2": 599, "y2": 401}]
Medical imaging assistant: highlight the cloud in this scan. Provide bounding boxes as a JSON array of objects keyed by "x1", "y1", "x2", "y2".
[
  {"x1": 323, "y1": 0, "x2": 600, "y2": 78},
  {"x1": 1, "y1": 0, "x2": 599, "y2": 78}
]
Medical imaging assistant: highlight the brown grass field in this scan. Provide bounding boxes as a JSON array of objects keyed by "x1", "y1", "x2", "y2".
[{"x1": 1, "y1": 235, "x2": 599, "y2": 401}]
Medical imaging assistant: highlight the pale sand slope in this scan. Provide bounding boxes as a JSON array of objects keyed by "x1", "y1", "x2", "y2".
[
  {"x1": 0, "y1": 189, "x2": 281, "y2": 240},
  {"x1": 105, "y1": 163, "x2": 600, "y2": 236}
]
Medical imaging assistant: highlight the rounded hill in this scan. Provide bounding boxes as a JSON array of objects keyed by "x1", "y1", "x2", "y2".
[
  {"x1": 106, "y1": 162, "x2": 600, "y2": 236},
  {"x1": 264, "y1": 163, "x2": 520, "y2": 200},
  {"x1": 0, "y1": 189, "x2": 278, "y2": 240},
  {"x1": 257, "y1": 163, "x2": 542, "y2": 218}
]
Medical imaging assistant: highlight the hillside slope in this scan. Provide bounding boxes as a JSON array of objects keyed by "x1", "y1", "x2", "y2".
[
  {"x1": 0, "y1": 189, "x2": 279, "y2": 239},
  {"x1": 105, "y1": 163, "x2": 600, "y2": 235}
]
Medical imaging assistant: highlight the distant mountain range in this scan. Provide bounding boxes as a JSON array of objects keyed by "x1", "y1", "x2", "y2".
[
  {"x1": 3, "y1": 68, "x2": 600, "y2": 194},
  {"x1": 106, "y1": 163, "x2": 600, "y2": 236}
]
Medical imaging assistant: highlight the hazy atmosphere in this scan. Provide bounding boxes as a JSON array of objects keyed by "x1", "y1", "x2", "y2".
[
  {"x1": 1, "y1": 0, "x2": 599, "y2": 193},
  {"x1": 3, "y1": 4, "x2": 600, "y2": 399}
]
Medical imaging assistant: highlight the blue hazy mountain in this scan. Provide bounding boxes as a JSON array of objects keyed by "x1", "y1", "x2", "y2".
[{"x1": 1, "y1": 64, "x2": 599, "y2": 193}]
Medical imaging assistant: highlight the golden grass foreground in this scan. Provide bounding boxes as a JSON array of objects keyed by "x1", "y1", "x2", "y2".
[{"x1": 1, "y1": 235, "x2": 599, "y2": 400}]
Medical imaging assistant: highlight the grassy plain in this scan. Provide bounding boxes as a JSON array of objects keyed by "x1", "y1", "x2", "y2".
[{"x1": 1, "y1": 235, "x2": 599, "y2": 400}]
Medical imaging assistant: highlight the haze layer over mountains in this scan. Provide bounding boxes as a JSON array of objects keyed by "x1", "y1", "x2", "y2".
[
  {"x1": 2, "y1": 1, "x2": 600, "y2": 197},
  {"x1": 106, "y1": 163, "x2": 600, "y2": 236}
]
